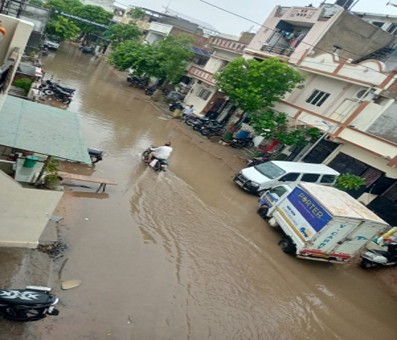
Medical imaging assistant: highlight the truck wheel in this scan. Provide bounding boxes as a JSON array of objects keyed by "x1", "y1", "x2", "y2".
[
  {"x1": 257, "y1": 206, "x2": 268, "y2": 219},
  {"x1": 360, "y1": 259, "x2": 376, "y2": 269},
  {"x1": 278, "y1": 236, "x2": 296, "y2": 254}
]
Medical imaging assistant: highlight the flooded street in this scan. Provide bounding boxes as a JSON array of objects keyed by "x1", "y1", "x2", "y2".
[{"x1": 20, "y1": 45, "x2": 397, "y2": 339}]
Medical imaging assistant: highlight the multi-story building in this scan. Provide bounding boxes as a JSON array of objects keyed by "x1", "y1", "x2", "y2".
[
  {"x1": 240, "y1": 2, "x2": 397, "y2": 223},
  {"x1": 184, "y1": 32, "x2": 254, "y2": 120}
]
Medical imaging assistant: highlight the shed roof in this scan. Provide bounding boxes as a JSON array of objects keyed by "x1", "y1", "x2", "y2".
[
  {"x1": 0, "y1": 96, "x2": 91, "y2": 163},
  {"x1": 0, "y1": 171, "x2": 63, "y2": 248}
]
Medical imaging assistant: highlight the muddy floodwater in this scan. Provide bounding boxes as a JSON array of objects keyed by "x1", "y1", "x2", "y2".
[{"x1": 4, "y1": 45, "x2": 397, "y2": 339}]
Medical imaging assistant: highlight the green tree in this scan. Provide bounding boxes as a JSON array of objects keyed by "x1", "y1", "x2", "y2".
[
  {"x1": 46, "y1": 16, "x2": 80, "y2": 41},
  {"x1": 109, "y1": 35, "x2": 193, "y2": 83},
  {"x1": 105, "y1": 23, "x2": 142, "y2": 47},
  {"x1": 129, "y1": 7, "x2": 145, "y2": 20},
  {"x1": 215, "y1": 57, "x2": 304, "y2": 113},
  {"x1": 155, "y1": 35, "x2": 193, "y2": 83},
  {"x1": 45, "y1": 0, "x2": 83, "y2": 12},
  {"x1": 71, "y1": 5, "x2": 112, "y2": 34},
  {"x1": 214, "y1": 57, "x2": 310, "y2": 146}
]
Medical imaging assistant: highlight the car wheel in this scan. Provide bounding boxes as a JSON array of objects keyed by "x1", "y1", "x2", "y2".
[
  {"x1": 257, "y1": 206, "x2": 268, "y2": 219},
  {"x1": 278, "y1": 236, "x2": 296, "y2": 254}
]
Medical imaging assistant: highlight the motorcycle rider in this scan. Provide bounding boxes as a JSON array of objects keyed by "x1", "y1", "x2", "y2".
[
  {"x1": 182, "y1": 104, "x2": 194, "y2": 117},
  {"x1": 146, "y1": 142, "x2": 173, "y2": 164}
]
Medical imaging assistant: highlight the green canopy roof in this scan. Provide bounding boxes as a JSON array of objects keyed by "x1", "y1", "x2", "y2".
[{"x1": 0, "y1": 96, "x2": 91, "y2": 164}]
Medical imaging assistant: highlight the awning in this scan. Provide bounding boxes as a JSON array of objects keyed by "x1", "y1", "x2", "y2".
[
  {"x1": 0, "y1": 96, "x2": 91, "y2": 164},
  {"x1": 0, "y1": 171, "x2": 63, "y2": 248}
]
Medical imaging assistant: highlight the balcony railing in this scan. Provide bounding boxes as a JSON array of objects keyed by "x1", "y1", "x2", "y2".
[
  {"x1": 188, "y1": 66, "x2": 215, "y2": 85},
  {"x1": 260, "y1": 44, "x2": 295, "y2": 57},
  {"x1": 208, "y1": 37, "x2": 246, "y2": 53}
]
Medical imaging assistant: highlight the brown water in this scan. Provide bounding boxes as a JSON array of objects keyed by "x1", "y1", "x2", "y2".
[{"x1": 19, "y1": 45, "x2": 397, "y2": 339}]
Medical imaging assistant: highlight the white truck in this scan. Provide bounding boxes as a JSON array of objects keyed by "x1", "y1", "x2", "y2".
[{"x1": 257, "y1": 182, "x2": 390, "y2": 263}]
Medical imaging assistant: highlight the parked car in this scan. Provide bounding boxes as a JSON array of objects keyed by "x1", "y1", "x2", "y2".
[{"x1": 43, "y1": 39, "x2": 61, "y2": 50}]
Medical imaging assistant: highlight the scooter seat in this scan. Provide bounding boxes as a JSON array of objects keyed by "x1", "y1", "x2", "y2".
[{"x1": 0, "y1": 289, "x2": 52, "y2": 305}]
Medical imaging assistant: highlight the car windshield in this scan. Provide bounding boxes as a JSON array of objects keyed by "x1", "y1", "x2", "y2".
[{"x1": 254, "y1": 162, "x2": 285, "y2": 179}]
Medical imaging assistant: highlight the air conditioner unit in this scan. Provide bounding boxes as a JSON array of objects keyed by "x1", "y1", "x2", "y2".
[{"x1": 354, "y1": 88, "x2": 376, "y2": 101}]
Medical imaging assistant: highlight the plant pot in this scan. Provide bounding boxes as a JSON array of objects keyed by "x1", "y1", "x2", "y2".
[{"x1": 44, "y1": 175, "x2": 63, "y2": 190}]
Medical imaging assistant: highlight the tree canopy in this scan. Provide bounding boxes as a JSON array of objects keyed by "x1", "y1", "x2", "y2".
[
  {"x1": 214, "y1": 57, "x2": 304, "y2": 113},
  {"x1": 46, "y1": 16, "x2": 80, "y2": 41},
  {"x1": 105, "y1": 23, "x2": 142, "y2": 47},
  {"x1": 45, "y1": 0, "x2": 112, "y2": 42},
  {"x1": 109, "y1": 35, "x2": 193, "y2": 84}
]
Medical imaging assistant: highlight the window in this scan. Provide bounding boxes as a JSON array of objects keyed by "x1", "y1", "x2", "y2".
[
  {"x1": 279, "y1": 173, "x2": 300, "y2": 182},
  {"x1": 197, "y1": 88, "x2": 212, "y2": 100},
  {"x1": 306, "y1": 90, "x2": 330, "y2": 107},
  {"x1": 302, "y1": 174, "x2": 320, "y2": 182},
  {"x1": 269, "y1": 185, "x2": 289, "y2": 198},
  {"x1": 320, "y1": 175, "x2": 337, "y2": 184}
]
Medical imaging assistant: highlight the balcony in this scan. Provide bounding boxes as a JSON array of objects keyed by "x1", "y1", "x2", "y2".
[
  {"x1": 260, "y1": 44, "x2": 295, "y2": 57},
  {"x1": 188, "y1": 66, "x2": 215, "y2": 86},
  {"x1": 208, "y1": 37, "x2": 246, "y2": 54}
]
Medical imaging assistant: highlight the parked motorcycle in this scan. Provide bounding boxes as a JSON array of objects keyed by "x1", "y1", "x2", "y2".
[
  {"x1": 229, "y1": 136, "x2": 255, "y2": 149},
  {"x1": 127, "y1": 75, "x2": 148, "y2": 88},
  {"x1": 200, "y1": 123, "x2": 225, "y2": 138},
  {"x1": 246, "y1": 153, "x2": 271, "y2": 167},
  {"x1": 142, "y1": 147, "x2": 169, "y2": 172},
  {"x1": 360, "y1": 243, "x2": 397, "y2": 269},
  {"x1": 169, "y1": 101, "x2": 184, "y2": 112},
  {"x1": 0, "y1": 285, "x2": 59, "y2": 322},
  {"x1": 88, "y1": 148, "x2": 104, "y2": 164},
  {"x1": 145, "y1": 86, "x2": 157, "y2": 96},
  {"x1": 39, "y1": 80, "x2": 74, "y2": 104}
]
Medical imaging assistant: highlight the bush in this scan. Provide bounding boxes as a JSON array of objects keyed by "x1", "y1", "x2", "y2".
[
  {"x1": 13, "y1": 77, "x2": 33, "y2": 95},
  {"x1": 335, "y1": 173, "x2": 365, "y2": 191}
]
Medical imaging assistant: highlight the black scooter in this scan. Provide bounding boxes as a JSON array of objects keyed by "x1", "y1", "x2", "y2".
[
  {"x1": 0, "y1": 286, "x2": 59, "y2": 322},
  {"x1": 229, "y1": 136, "x2": 255, "y2": 149}
]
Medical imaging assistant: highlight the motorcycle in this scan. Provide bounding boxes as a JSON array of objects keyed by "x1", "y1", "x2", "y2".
[
  {"x1": 141, "y1": 147, "x2": 168, "y2": 172},
  {"x1": 88, "y1": 148, "x2": 104, "y2": 164},
  {"x1": 0, "y1": 285, "x2": 59, "y2": 322},
  {"x1": 169, "y1": 101, "x2": 184, "y2": 112},
  {"x1": 246, "y1": 153, "x2": 271, "y2": 167},
  {"x1": 229, "y1": 136, "x2": 255, "y2": 149},
  {"x1": 360, "y1": 243, "x2": 397, "y2": 269},
  {"x1": 39, "y1": 80, "x2": 74, "y2": 104},
  {"x1": 200, "y1": 123, "x2": 225, "y2": 138},
  {"x1": 127, "y1": 75, "x2": 148, "y2": 88},
  {"x1": 145, "y1": 86, "x2": 157, "y2": 96}
]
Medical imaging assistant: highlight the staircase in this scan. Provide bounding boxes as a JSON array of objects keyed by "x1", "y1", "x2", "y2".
[{"x1": 0, "y1": 0, "x2": 26, "y2": 18}]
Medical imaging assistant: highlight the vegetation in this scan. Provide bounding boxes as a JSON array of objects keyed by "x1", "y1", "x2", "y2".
[
  {"x1": 214, "y1": 57, "x2": 315, "y2": 146},
  {"x1": 109, "y1": 35, "x2": 193, "y2": 84},
  {"x1": 44, "y1": 0, "x2": 113, "y2": 43},
  {"x1": 335, "y1": 173, "x2": 366, "y2": 191},
  {"x1": 129, "y1": 7, "x2": 145, "y2": 20},
  {"x1": 30, "y1": 0, "x2": 45, "y2": 7},
  {"x1": 46, "y1": 16, "x2": 80, "y2": 41},
  {"x1": 105, "y1": 23, "x2": 142, "y2": 48},
  {"x1": 13, "y1": 78, "x2": 33, "y2": 95},
  {"x1": 215, "y1": 57, "x2": 304, "y2": 113}
]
